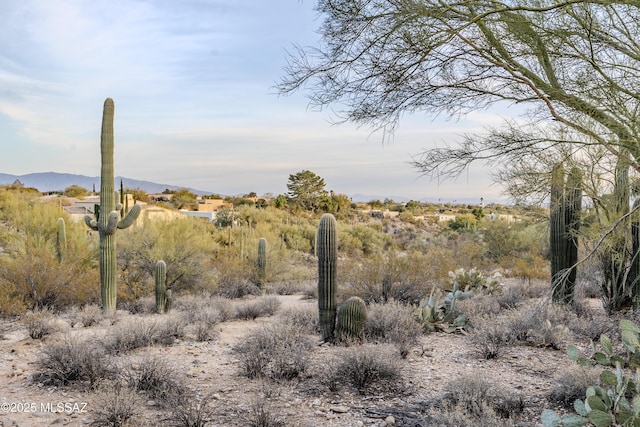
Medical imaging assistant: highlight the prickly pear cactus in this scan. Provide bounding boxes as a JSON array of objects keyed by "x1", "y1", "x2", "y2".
[
  {"x1": 155, "y1": 260, "x2": 167, "y2": 314},
  {"x1": 84, "y1": 98, "x2": 141, "y2": 314},
  {"x1": 336, "y1": 296, "x2": 367, "y2": 342},
  {"x1": 317, "y1": 213, "x2": 337, "y2": 342}
]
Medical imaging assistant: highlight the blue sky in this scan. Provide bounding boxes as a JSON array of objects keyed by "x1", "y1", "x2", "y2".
[{"x1": 0, "y1": 0, "x2": 505, "y2": 202}]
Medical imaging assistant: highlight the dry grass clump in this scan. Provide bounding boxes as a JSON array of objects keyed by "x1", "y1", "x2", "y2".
[
  {"x1": 120, "y1": 354, "x2": 187, "y2": 406},
  {"x1": 235, "y1": 296, "x2": 281, "y2": 320},
  {"x1": 455, "y1": 294, "x2": 502, "y2": 320},
  {"x1": 548, "y1": 365, "x2": 600, "y2": 407},
  {"x1": 365, "y1": 301, "x2": 422, "y2": 358},
  {"x1": 120, "y1": 296, "x2": 156, "y2": 315},
  {"x1": 439, "y1": 375, "x2": 524, "y2": 422},
  {"x1": 495, "y1": 284, "x2": 526, "y2": 310},
  {"x1": 233, "y1": 322, "x2": 314, "y2": 381},
  {"x1": 23, "y1": 306, "x2": 63, "y2": 339},
  {"x1": 165, "y1": 392, "x2": 217, "y2": 427},
  {"x1": 36, "y1": 333, "x2": 111, "y2": 387},
  {"x1": 241, "y1": 394, "x2": 285, "y2": 427},
  {"x1": 317, "y1": 344, "x2": 404, "y2": 394},
  {"x1": 277, "y1": 304, "x2": 319, "y2": 335},
  {"x1": 213, "y1": 276, "x2": 261, "y2": 299},
  {"x1": 90, "y1": 380, "x2": 141, "y2": 427},
  {"x1": 469, "y1": 316, "x2": 516, "y2": 359},
  {"x1": 101, "y1": 315, "x2": 185, "y2": 355}
]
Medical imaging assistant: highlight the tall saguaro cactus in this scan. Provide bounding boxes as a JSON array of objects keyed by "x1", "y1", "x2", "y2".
[
  {"x1": 155, "y1": 260, "x2": 167, "y2": 314},
  {"x1": 317, "y1": 213, "x2": 337, "y2": 342},
  {"x1": 550, "y1": 164, "x2": 582, "y2": 304},
  {"x1": 84, "y1": 98, "x2": 141, "y2": 314},
  {"x1": 257, "y1": 237, "x2": 267, "y2": 295},
  {"x1": 56, "y1": 217, "x2": 67, "y2": 263}
]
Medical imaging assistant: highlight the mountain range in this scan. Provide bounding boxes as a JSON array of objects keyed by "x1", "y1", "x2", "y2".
[{"x1": 0, "y1": 172, "x2": 211, "y2": 196}]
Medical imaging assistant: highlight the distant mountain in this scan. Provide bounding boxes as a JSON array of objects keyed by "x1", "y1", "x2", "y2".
[{"x1": 0, "y1": 172, "x2": 212, "y2": 195}]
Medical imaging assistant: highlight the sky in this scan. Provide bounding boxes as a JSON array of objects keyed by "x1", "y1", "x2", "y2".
[{"x1": 0, "y1": 0, "x2": 507, "y2": 203}]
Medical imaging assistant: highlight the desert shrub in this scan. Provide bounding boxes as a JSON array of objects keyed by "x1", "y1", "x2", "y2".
[
  {"x1": 441, "y1": 375, "x2": 524, "y2": 420},
  {"x1": 277, "y1": 304, "x2": 319, "y2": 335},
  {"x1": 233, "y1": 323, "x2": 314, "y2": 380},
  {"x1": 78, "y1": 304, "x2": 103, "y2": 327},
  {"x1": 120, "y1": 355, "x2": 187, "y2": 406},
  {"x1": 341, "y1": 251, "x2": 432, "y2": 305},
  {"x1": 180, "y1": 305, "x2": 221, "y2": 342},
  {"x1": 455, "y1": 294, "x2": 502, "y2": 321},
  {"x1": 548, "y1": 365, "x2": 600, "y2": 407},
  {"x1": 426, "y1": 401, "x2": 514, "y2": 427},
  {"x1": 320, "y1": 344, "x2": 403, "y2": 394},
  {"x1": 0, "y1": 243, "x2": 98, "y2": 314},
  {"x1": 469, "y1": 316, "x2": 515, "y2": 359},
  {"x1": 495, "y1": 284, "x2": 525, "y2": 309},
  {"x1": 270, "y1": 279, "x2": 314, "y2": 295},
  {"x1": 101, "y1": 316, "x2": 185, "y2": 355},
  {"x1": 502, "y1": 304, "x2": 573, "y2": 349},
  {"x1": 174, "y1": 293, "x2": 235, "y2": 323},
  {"x1": 119, "y1": 296, "x2": 156, "y2": 315},
  {"x1": 364, "y1": 301, "x2": 422, "y2": 358},
  {"x1": 36, "y1": 334, "x2": 111, "y2": 386},
  {"x1": 117, "y1": 217, "x2": 217, "y2": 299},
  {"x1": 213, "y1": 273, "x2": 261, "y2": 299},
  {"x1": 235, "y1": 296, "x2": 281, "y2": 320},
  {"x1": 23, "y1": 306, "x2": 62, "y2": 339},
  {"x1": 91, "y1": 380, "x2": 140, "y2": 427},
  {"x1": 242, "y1": 394, "x2": 285, "y2": 427},
  {"x1": 166, "y1": 392, "x2": 217, "y2": 427}
]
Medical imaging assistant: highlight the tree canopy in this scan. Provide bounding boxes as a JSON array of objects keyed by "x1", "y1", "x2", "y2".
[
  {"x1": 286, "y1": 170, "x2": 328, "y2": 211},
  {"x1": 278, "y1": 0, "x2": 640, "y2": 192}
]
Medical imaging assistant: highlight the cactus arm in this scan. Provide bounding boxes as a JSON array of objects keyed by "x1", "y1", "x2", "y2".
[
  {"x1": 117, "y1": 204, "x2": 141, "y2": 229},
  {"x1": 84, "y1": 215, "x2": 98, "y2": 231},
  {"x1": 103, "y1": 211, "x2": 121, "y2": 235}
]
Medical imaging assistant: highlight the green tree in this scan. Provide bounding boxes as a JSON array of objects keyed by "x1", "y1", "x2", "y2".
[
  {"x1": 286, "y1": 170, "x2": 328, "y2": 211},
  {"x1": 272, "y1": 194, "x2": 287, "y2": 209},
  {"x1": 170, "y1": 188, "x2": 197, "y2": 210},
  {"x1": 63, "y1": 185, "x2": 89, "y2": 198}
]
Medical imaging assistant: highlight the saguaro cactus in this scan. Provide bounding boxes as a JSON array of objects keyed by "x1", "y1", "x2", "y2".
[
  {"x1": 84, "y1": 98, "x2": 141, "y2": 314},
  {"x1": 317, "y1": 213, "x2": 337, "y2": 342},
  {"x1": 336, "y1": 296, "x2": 367, "y2": 342},
  {"x1": 257, "y1": 237, "x2": 267, "y2": 295},
  {"x1": 56, "y1": 217, "x2": 67, "y2": 263},
  {"x1": 550, "y1": 164, "x2": 582, "y2": 304},
  {"x1": 155, "y1": 260, "x2": 167, "y2": 314}
]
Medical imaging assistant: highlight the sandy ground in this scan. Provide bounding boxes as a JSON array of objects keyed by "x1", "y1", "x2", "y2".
[{"x1": 0, "y1": 294, "x2": 577, "y2": 427}]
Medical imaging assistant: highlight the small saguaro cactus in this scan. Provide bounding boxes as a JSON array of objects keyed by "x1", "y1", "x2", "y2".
[
  {"x1": 257, "y1": 237, "x2": 267, "y2": 295},
  {"x1": 56, "y1": 217, "x2": 67, "y2": 263},
  {"x1": 336, "y1": 296, "x2": 367, "y2": 342},
  {"x1": 155, "y1": 260, "x2": 167, "y2": 314},
  {"x1": 84, "y1": 98, "x2": 141, "y2": 314},
  {"x1": 317, "y1": 213, "x2": 338, "y2": 342}
]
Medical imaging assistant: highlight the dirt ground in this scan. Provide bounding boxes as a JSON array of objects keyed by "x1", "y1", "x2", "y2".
[{"x1": 0, "y1": 294, "x2": 582, "y2": 427}]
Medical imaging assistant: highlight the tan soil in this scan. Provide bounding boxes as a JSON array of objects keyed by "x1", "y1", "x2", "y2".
[{"x1": 0, "y1": 294, "x2": 581, "y2": 427}]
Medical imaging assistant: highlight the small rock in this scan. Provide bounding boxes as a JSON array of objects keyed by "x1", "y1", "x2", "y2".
[
  {"x1": 385, "y1": 415, "x2": 396, "y2": 425},
  {"x1": 329, "y1": 405, "x2": 349, "y2": 413}
]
